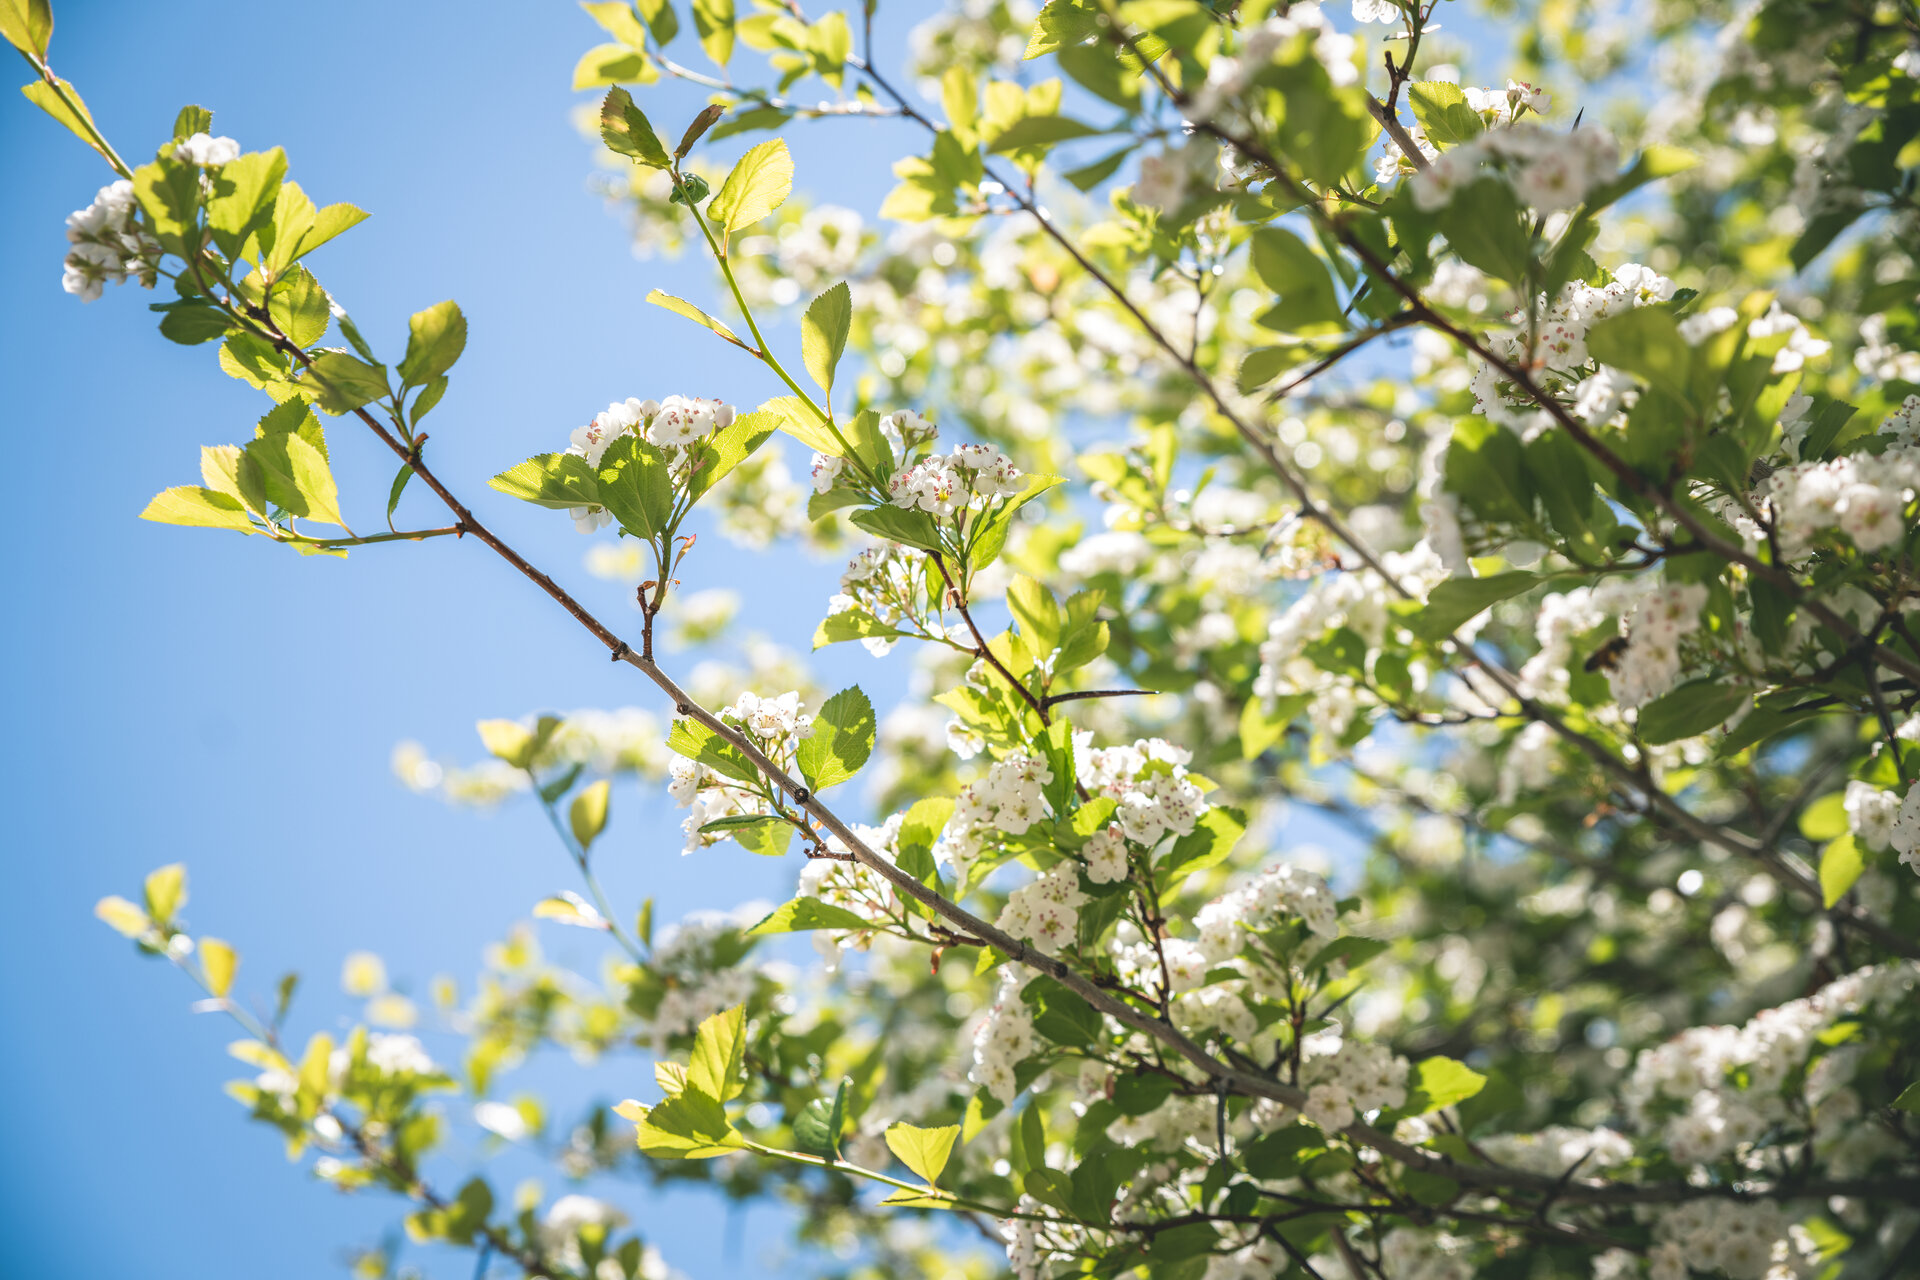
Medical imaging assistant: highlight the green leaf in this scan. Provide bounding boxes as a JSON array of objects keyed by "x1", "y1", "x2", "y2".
[
  {"x1": 1406, "y1": 81, "x2": 1482, "y2": 148},
  {"x1": 140, "y1": 486, "x2": 257, "y2": 533},
  {"x1": 1409, "y1": 572, "x2": 1538, "y2": 642},
  {"x1": 1159, "y1": 807, "x2": 1245, "y2": 887},
  {"x1": 1406, "y1": 1057, "x2": 1486, "y2": 1114},
  {"x1": 156, "y1": 303, "x2": 233, "y2": 346},
  {"x1": 1025, "y1": 0, "x2": 1100, "y2": 58},
  {"x1": 1819, "y1": 834, "x2": 1863, "y2": 909},
  {"x1": 796, "y1": 686, "x2": 875, "y2": 792},
  {"x1": 1250, "y1": 227, "x2": 1346, "y2": 335},
  {"x1": 582, "y1": 0, "x2": 650, "y2": 47},
  {"x1": 398, "y1": 300, "x2": 466, "y2": 387},
  {"x1": 692, "y1": 0, "x2": 733, "y2": 65},
  {"x1": 1637, "y1": 680, "x2": 1748, "y2": 745},
  {"x1": 708, "y1": 138, "x2": 793, "y2": 233},
  {"x1": 1435, "y1": 177, "x2": 1531, "y2": 282},
  {"x1": 1063, "y1": 145, "x2": 1131, "y2": 191},
  {"x1": 637, "y1": 1087, "x2": 742, "y2": 1158},
  {"x1": 1307, "y1": 935, "x2": 1391, "y2": 976},
  {"x1": 205, "y1": 148, "x2": 287, "y2": 256},
  {"x1": 1585, "y1": 306, "x2": 1691, "y2": 403},
  {"x1": 144, "y1": 863, "x2": 188, "y2": 924},
  {"x1": 689, "y1": 409, "x2": 778, "y2": 501},
  {"x1": 665, "y1": 717, "x2": 760, "y2": 785},
  {"x1": 172, "y1": 105, "x2": 215, "y2": 139},
  {"x1": 569, "y1": 779, "x2": 610, "y2": 850},
  {"x1": 1581, "y1": 144, "x2": 1696, "y2": 214},
  {"x1": 793, "y1": 1078, "x2": 849, "y2": 1159},
  {"x1": 265, "y1": 265, "x2": 329, "y2": 348},
  {"x1": 1007, "y1": 575, "x2": 1062, "y2": 653},
  {"x1": 801, "y1": 282, "x2": 852, "y2": 395},
  {"x1": 594, "y1": 434, "x2": 675, "y2": 539},
  {"x1": 131, "y1": 157, "x2": 203, "y2": 250},
  {"x1": 813, "y1": 609, "x2": 911, "y2": 650},
  {"x1": 988, "y1": 114, "x2": 1101, "y2": 153},
  {"x1": 572, "y1": 41, "x2": 655, "y2": 90},
  {"x1": 687, "y1": 1004, "x2": 746, "y2": 1103},
  {"x1": 1893, "y1": 1082, "x2": 1920, "y2": 1114},
  {"x1": 646, "y1": 288, "x2": 742, "y2": 346},
  {"x1": 850, "y1": 504, "x2": 945, "y2": 554},
  {"x1": 748, "y1": 897, "x2": 873, "y2": 935},
  {"x1": 305, "y1": 351, "x2": 391, "y2": 415},
  {"x1": 1799, "y1": 792, "x2": 1849, "y2": 842},
  {"x1": 20, "y1": 77, "x2": 117, "y2": 169},
  {"x1": 489, "y1": 452, "x2": 602, "y2": 510},
  {"x1": 0, "y1": 0, "x2": 53, "y2": 57},
  {"x1": 760, "y1": 394, "x2": 844, "y2": 456},
  {"x1": 636, "y1": 0, "x2": 679, "y2": 43},
  {"x1": 249, "y1": 428, "x2": 343, "y2": 526},
  {"x1": 600, "y1": 87, "x2": 671, "y2": 167}
]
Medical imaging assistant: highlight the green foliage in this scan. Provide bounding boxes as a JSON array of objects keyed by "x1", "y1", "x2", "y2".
[{"x1": 796, "y1": 686, "x2": 875, "y2": 791}]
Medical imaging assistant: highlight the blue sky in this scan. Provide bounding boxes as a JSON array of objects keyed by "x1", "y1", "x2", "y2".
[{"x1": 0, "y1": 2, "x2": 929, "y2": 1275}]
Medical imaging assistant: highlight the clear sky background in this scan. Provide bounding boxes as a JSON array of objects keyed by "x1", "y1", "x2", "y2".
[{"x1": 0, "y1": 2, "x2": 932, "y2": 1276}]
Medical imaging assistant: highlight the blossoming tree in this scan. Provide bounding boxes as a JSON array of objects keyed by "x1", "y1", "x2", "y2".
[{"x1": 15, "y1": 0, "x2": 1920, "y2": 1275}]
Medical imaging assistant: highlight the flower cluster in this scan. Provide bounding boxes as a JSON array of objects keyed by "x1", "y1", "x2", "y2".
[
  {"x1": 564, "y1": 394, "x2": 738, "y2": 532},
  {"x1": 1298, "y1": 1025, "x2": 1411, "y2": 1132},
  {"x1": 1761, "y1": 439, "x2": 1918, "y2": 558},
  {"x1": 666, "y1": 692, "x2": 813, "y2": 854},
  {"x1": 823, "y1": 544, "x2": 927, "y2": 656},
  {"x1": 1607, "y1": 582, "x2": 1709, "y2": 710},
  {"x1": 61, "y1": 179, "x2": 160, "y2": 302},
  {"x1": 1077, "y1": 737, "x2": 1209, "y2": 847},
  {"x1": 795, "y1": 815, "x2": 905, "y2": 968},
  {"x1": 1623, "y1": 962, "x2": 1918, "y2": 1175},
  {"x1": 996, "y1": 864, "x2": 1087, "y2": 949},
  {"x1": 808, "y1": 408, "x2": 941, "y2": 494},
  {"x1": 1193, "y1": 860, "x2": 1341, "y2": 961},
  {"x1": 969, "y1": 970, "x2": 1037, "y2": 1103},
  {"x1": 1647, "y1": 1200, "x2": 1816, "y2": 1280},
  {"x1": 885, "y1": 442, "x2": 1024, "y2": 515},
  {"x1": 643, "y1": 907, "x2": 764, "y2": 1046},
  {"x1": 173, "y1": 131, "x2": 241, "y2": 167},
  {"x1": 1468, "y1": 266, "x2": 1678, "y2": 435},
  {"x1": 1410, "y1": 121, "x2": 1621, "y2": 215},
  {"x1": 937, "y1": 752, "x2": 1055, "y2": 882}
]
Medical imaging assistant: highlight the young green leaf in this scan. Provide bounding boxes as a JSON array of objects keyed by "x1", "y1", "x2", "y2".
[
  {"x1": 205, "y1": 148, "x2": 287, "y2": 255},
  {"x1": 476, "y1": 719, "x2": 537, "y2": 768},
  {"x1": 885, "y1": 1123, "x2": 960, "y2": 1187},
  {"x1": 569, "y1": 779, "x2": 611, "y2": 850},
  {"x1": 687, "y1": 1004, "x2": 746, "y2": 1103},
  {"x1": 398, "y1": 300, "x2": 467, "y2": 386},
  {"x1": 688, "y1": 409, "x2": 779, "y2": 501},
  {"x1": 1636, "y1": 680, "x2": 1748, "y2": 746},
  {"x1": 747, "y1": 897, "x2": 874, "y2": 935},
  {"x1": 646, "y1": 288, "x2": 744, "y2": 347},
  {"x1": 1007, "y1": 574, "x2": 1062, "y2": 653},
  {"x1": 707, "y1": 138, "x2": 793, "y2": 233},
  {"x1": 144, "y1": 863, "x2": 188, "y2": 925},
  {"x1": 0, "y1": 0, "x2": 53, "y2": 58},
  {"x1": 591, "y1": 435, "x2": 673, "y2": 539},
  {"x1": 793, "y1": 1077, "x2": 850, "y2": 1159},
  {"x1": 637, "y1": 1088, "x2": 742, "y2": 1158},
  {"x1": 305, "y1": 351, "x2": 391, "y2": 415},
  {"x1": 1406, "y1": 1057, "x2": 1487, "y2": 1114},
  {"x1": 796, "y1": 685, "x2": 876, "y2": 791},
  {"x1": 489, "y1": 452, "x2": 601, "y2": 510},
  {"x1": 801, "y1": 282, "x2": 852, "y2": 395},
  {"x1": 601, "y1": 87, "x2": 671, "y2": 167},
  {"x1": 1409, "y1": 572, "x2": 1539, "y2": 642},
  {"x1": 1819, "y1": 834, "x2": 1863, "y2": 909},
  {"x1": 200, "y1": 938, "x2": 238, "y2": 997},
  {"x1": 140, "y1": 486, "x2": 257, "y2": 533},
  {"x1": 691, "y1": 0, "x2": 733, "y2": 65}
]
